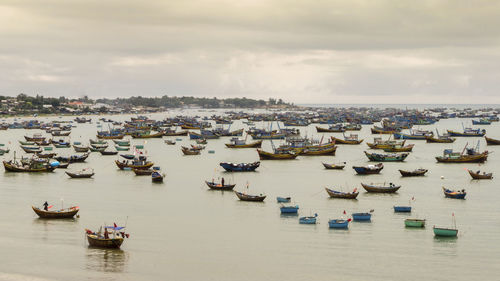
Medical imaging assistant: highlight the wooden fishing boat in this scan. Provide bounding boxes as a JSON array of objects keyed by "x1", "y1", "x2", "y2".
[
  {"x1": 55, "y1": 153, "x2": 89, "y2": 163},
  {"x1": 382, "y1": 144, "x2": 414, "y2": 152},
  {"x1": 361, "y1": 182, "x2": 401, "y2": 193},
  {"x1": 472, "y1": 118, "x2": 491, "y2": 125},
  {"x1": 131, "y1": 131, "x2": 164, "y2": 138},
  {"x1": 113, "y1": 140, "x2": 130, "y2": 146},
  {"x1": 433, "y1": 226, "x2": 458, "y2": 237},
  {"x1": 19, "y1": 140, "x2": 35, "y2": 145},
  {"x1": 235, "y1": 191, "x2": 266, "y2": 202},
  {"x1": 364, "y1": 151, "x2": 409, "y2": 162},
  {"x1": 485, "y1": 136, "x2": 500, "y2": 145},
  {"x1": 426, "y1": 135, "x2": 456, "y2": 143},
  {"x1": 89, "y1": 146, "x2": 106, "y2": 152},
  {"x1": 280, "y1": 205, "x2": 299, "y2": 214},
  {"x1": 151, "y1": 169, "x2": 164, "y2": 182},
  {"x1": 257, "y1": 149, "x2": 298, "y2": 160},
  {"x1": 32, "y1": 206, "x2": 79, "y2": 219},
  {"x1": 163, "y1": 130, "x2": 188, "y2": 136},
  {"x1": 328, "y1": 219, "x2": 349, "y2": 229},
  {"x1": 100, "y1": 150, "x2": 118, "y2": 155},
  {"x1": 248, "y1": 132, "x2": 286, "y2": 140},
  {"x1": 331, "y1": 135, "x2": 363, "y2": 145},
  {"x1": 73, "y1": 145, "x2": 90, "y2": 153},
  {"x1": 35, "y1": 152, "x2": 57, "y2": 159},
  {"x1": 325, "y1": 188, "x2": 359, "y2": 199},
  {"x1": 366, "y1": 138, "x2": 406, "y2": 149},
  {"x1": 24, "y1": 134, "x2": 45, "y2": 142},
  {"x1": 115, "y1": 145, "x2": 129, "y2": 151},
  {"x1": 442, "y1": 187, "x2": 466, "y2": 199},
  {"x1": 56, "y1": 162, "x2": 70, "y2": 169},
  {"x1": 399, "y1": 169, "x2": 428, "y2": 177},
  {"x1": 164, "y1": 140, "x2": 176, "y2": 145},
  {"x1": 467, "y1": 169, "x2": 493, "y2": 179},
  {"x1": 205, "y1": 180, "x2": 236, "y2": 191},
  {"x1": 51, "y1": 130, "x2": 71, "y2": 136},
  {"x1": 3, "y1": 159, "x2": 56, "y2": 172},
  {"x1": 322, "y1": 162, "x2": 345, "y2": 169},
  {"x1": 189, "y1": 131, "x2": 220, "y2": 140},
  {"x1": 181, "y1": 147, "x2": 200, "y2": 155},
  {"x1": 66, "y1": 169, "x2": 94, "y2": 178},
  {"x1": 120, "y1": 154, "x2": 135, "y2": 160},
  {"x1": 371, "y1": 126, "x2": 399, "y2": 134},
  {"x1": 115, "y1": 156, "x2": 154, "y2": 170},
  {"x1": 133, "y1": 168, "x2": 153, "y2": 175},
  {"x1": 225, "y1": 139, "x2": 262, "y2": 148},
  {"x1": 393, "y1": 130, "x2": 431, "y2": 140},
  {"x1": 447, "y1": 129, "x2": 486, "y2": 137},
  {"x1": 21, "y1": 146, "x2": 42, "y2": 153},
  {"x1": 96, "y1": 134, "x2": 124, "y2": 140},
  {"x1": 219, "y1": 162, "x2": 260, "y2": 172},
  {"x1": 316, "y1": 125, "x2": 345, "y2": 133},
  {"x1": 89, "y1": 139, "x2": 107, "y2": 145},
  {"x1": 196, "y1": 139, "x2": 207, "y2": 144},
  {"x1": 352, "y1": 163, "x2": 384, "y2": 174},
  {"x1": 405, "y1": 218, "x2": 426, "y2": 228},
  {"x1": 86, "y1": 226, "x2": 128, "y2": 248},
  {"x1": 299, "y1": 144, "x2": 337, "y2": 156},
  {"x1": 435, "y1": 149, "x2": 488, "y2": 163}
]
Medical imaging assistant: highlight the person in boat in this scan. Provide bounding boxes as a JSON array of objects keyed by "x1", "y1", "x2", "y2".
[
  {"x1": 477, "y1": 170, "x2": 480, "y2": 174},
  {"x1": 221, "y1": 177, "x2": 225, "y2": 186},
  {"x1": 43, "y1": 201, "x2": 49, "y2": 211},
  {"x1": 389, "y1": 182, "x2": 393, "y2": 187}
]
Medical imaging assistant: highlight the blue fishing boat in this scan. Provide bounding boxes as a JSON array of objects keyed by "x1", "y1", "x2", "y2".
[
  {"x1": 442, "y1": 187, "x2": 466, "y2": 199},
  {"x1": 280, "y1": 205, "x2": 299, "y2": 214},
  {"x1": 352, "y1": 212, "x2": 372, "y2": 222},
  {"x1": 328, "y1": 219, "x2": 350, "y2": 229},
  {"x1": 299, "y1": 214, "x2": 318, "y2": 224},
  {"x1": 447, "y1": 128, "x2": 486, "y2": 137},
  {"x1": 276, "y1": 197, "x2": 291, "y2": 203},
  {"x1": 352, "y1": 163, "x2": 384, "y2": 174},
  {"x1": 394, "y1": 206, "x2": 412, "y2": 212},
  {"x1": 472, "y1": 119, "x2": 491, "y2": 125}
]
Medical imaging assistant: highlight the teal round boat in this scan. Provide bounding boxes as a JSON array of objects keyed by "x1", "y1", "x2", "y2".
[
  {"x1": 433, "y1": 226, "x2": 458, "y2": 237},
  {"x1": 404, "y1": 218, "x2": 425, "y2": 228}
]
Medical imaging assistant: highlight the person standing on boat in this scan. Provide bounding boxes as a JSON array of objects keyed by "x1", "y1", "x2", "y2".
[
  {"x1": 43, "y1": 201, "x2": 49, "y2": 211},
  {"x1": 221, "y1": 177, "x2": 225, "y2": 186}
]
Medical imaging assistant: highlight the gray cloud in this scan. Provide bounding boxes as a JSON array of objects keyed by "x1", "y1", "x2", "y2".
[{"x1": 1, "y1": 0, "x2": 499, "y2": 103}]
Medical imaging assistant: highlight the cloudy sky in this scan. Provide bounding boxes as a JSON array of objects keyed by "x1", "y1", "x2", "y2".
[{"x1": 1, "y1": 0, "x2": 499, "y2": 103}]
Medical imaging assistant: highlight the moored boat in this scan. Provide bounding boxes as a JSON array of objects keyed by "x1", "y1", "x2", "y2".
[
  {"x1": 352, "y1": 163, "x2": 384, "y2": 174},
  {"x1": 280, "y1": 205, "x2": 299, "y2": 214},
  {"x1": 299, "y1": 214, "x2": 317, "y2": 224},
  {"x1": 405, "y1": 218, "x2": 426, "y2": 228},
  {"x1": 328, "y1": 219, "x2": 350, "y2": 229},
  {"x1": 65, "y1": 168, "x2": 94, "y2": 178},
  {"x1": 205, "y1": 180, "x2": 236, "y2": 191},
  {"x1": 325, "y1": 188, "x2": 359, "y2": 199},
  {"x1": 322, "y1": 162, "x2": 345, "y2": 169},
  {"x1": 399, "y1": 169, "x2": 428, "y2": 177},
  {"x1": 361, "y1": 182, "x2": 401, "y2": 193},
  {"x1": 352, "y1": 212, "x2": 372, "y2": 222},
  {"x1": 394, "y1": 206, "x2": 411, "y2": 212},
  {"x1": 32, "y1": 205, "x2": 79, "y2": 219},
  {"x1": 235, "y1": 191, "x2": 266, "y2": 202},
  {"x1": 219, "y1": 162, "x2": 260, "y2": 172},
  {"x1": 442, "y1": 187, "x2": 466, "y2": 199},
  {"x1": 467, "y1": 169, "x2": 493, "y2": 179},
  {"x1": 86, "y1": 225, "x2": 128, "y2": 248},
  {"x1": 257, "y1": 149, "x2": 297, "y2": 160},
  {"x1": 364, "y1": 151, "x2": 409, "y2": 162},
  {"x1": 485, "y1": 136, "x2": 500, "y2": 145}
]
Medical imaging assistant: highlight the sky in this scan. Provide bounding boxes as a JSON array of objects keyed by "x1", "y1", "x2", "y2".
[{"x1": 1, "y1": 0, "x2": 500, "y2": 104}]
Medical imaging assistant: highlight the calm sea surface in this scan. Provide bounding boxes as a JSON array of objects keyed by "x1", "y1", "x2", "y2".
[{"x1": 0, "y1": 110, "x2": 499, "y2": 281}]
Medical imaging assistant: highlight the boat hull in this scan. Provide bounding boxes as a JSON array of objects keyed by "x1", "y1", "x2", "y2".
[{"x1": 87, "y1": 235, "x2": 124, "y2": 248}]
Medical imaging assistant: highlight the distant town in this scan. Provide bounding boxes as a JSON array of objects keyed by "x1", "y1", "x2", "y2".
[{"x1": 0, "y1": 94, "x2": 294, "y2": 116}]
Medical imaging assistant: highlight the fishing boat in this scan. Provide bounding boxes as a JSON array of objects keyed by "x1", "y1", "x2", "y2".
[
  {"x1": 19, "y1": 140, "x2": 35, "y2": 145},
  {"x1": 3, "y1": 158, "x2": 56, "y2": 172},
  {"x1": 467, "y1": 169, "x2": 493, "y2": 179},
  {"x1": 325, "y1": 187, "x2": 359, "y2": 199},
  {"x1": 328, "y1": 219, "x2": 350, "y2": 229},
  {"x1": 433, "y1": 227, "x2": 458, "y2": 237},
  {"x1": 426, "y1": 135, "x2": 456, "y2": 143},
  {"x1": 352, "y1": 213, "x2": 372, "y2": 221},
  {"x1": 257, "y1": 149, "x2": 298, "y2": 160},
  {"x1": 331, "y1": 134, "x2": 363, "y2": 145},
  {"x1": 205, "y1": 180, "x2": 236, "y2": 191},
  {"x1": 55, "y1": 153, "x2": 89, "y2": 163},
  {"x1": 133, "y1": 168, "x2": 153, "y2": 175},
  {"x1": 181, "y1": 147, "x2": 200, "y2": 155},
  {"x1": 366, "y1": 138, "x2": 406, "y2": 149},
  {"x1": 442, "y1": 187, "x2": 466, "y2": 199},
  {"x1": 364, "y1": 151, "x2": 409, "y2": 162},
  {"x1": 485, "y1": 136, "x2": 500, "y2": 145},
  {"x1": 371, "y1": 126, "x2": 399, "y2": 134},
  {"x1": 248, "y1": 131, "x2": 286, "y2": 140},
  {"x1": 89, "y1": 146, "x2": 106, "y2": 152},
  {"x1": 219, "y1": 162, "x2": 260, "y2": 172},
  {"x1": 382, "y1": 144, "x2": 414, "y2": 152},
  {"x1": 21, "y1": 146, "x2": 42, "y2": 153},
  {"x1": 235, "y1": 191, "x2": 266, "y2": 202},
  {"x1": 113, "y1": 140, "x2": 130, "y2": 146},
  {"x1": 89, "y1": 139, "x2": 107, "y2": 145},
  {"x1": 65, "y1": 168, "x2": 94, "y2": 178},
  {"x1": 280, "y1": 205, "x2": 299, "y2": 214},
  {"x1": 225, "y1": 138, "x2": 262, "y2": 148},
  {"x1": 393, "y1": 206, "x2": 411, "y2": 212},
  {"x1": 86, "y1": 225, "x2": 129, "y2": 248},
  {"x1": 299, "y1": 143, "x2": 337, "y2": 156},
  {"x1": 195, "y1": 139, "x2": 207, "y2": 144},
  {"x1": 115, "y1": 156, "x2": 154, "y2": 170},
  {"x1": 120, "y1": 154, "x2": 135, "y2": 160},
  {"x1": 316, "y1": 124, "x2": 345, "y2": 133},
  {"x1": 100, "y1": 150, "x2": 118, "y2": 155},
  {"x1": 393, "y1": 130, "x2": 432, "y2": 140},
  {"x1": 361, "y1": 182, "x2": 401, "y2": 193},
  {"x1": 352, "y1": 163, "x2": 384, "y2": 174},
  {"x1": 163, "y1": 129, "x2": 188, "y2": 136},
  {"x1": 299, "y1": 214, "x2": 318, "y2": 224},
  {"x1": 32, "y1": 205, "x2": 79, "y2": 219},
  {"x1": 405, "y1": 218, "x2": 426, "y2": 228},
  {"x1": 151, "y1": 167, "x2": 165, "y2": 182},
  {"x1": 276, "y1": 197, "x2": 291, "y2": 203},
  {"x1": 399, "y1": 169, "x2": 428, "y2": 177},
  {"x1": 435, "y1": 147, "x2": 488, "y2": 163},
  {"x1": 164, "y1": 140, "x2": 176, "y2": 145},
  {"x1": 189, "y1": 131, "x2": 220, "y2": 140},
  {"x1": 35, "y1": 152, "x2": 56, "y2": 159},
  {"x1": 24, "y1": 134, "x2": 45, "y2": 142},
  {"x1": 447, "y1": 128, "x2": 486, "y2": 137},
  {"x1": 114, "y1": 145, "x2": 129, "y2": 151},
  {"x1": 322, "y1": 162, "x2": 345, "y2": 169},
  {"x1": 472, "y1": 118, "x2": 491, "y2": 125},
  {"x1": 73, "y1": 145, "x2": 90, "y2": 153},
  {"x1": 131, "y1": 131, "x2": 164, "y2": 138}
]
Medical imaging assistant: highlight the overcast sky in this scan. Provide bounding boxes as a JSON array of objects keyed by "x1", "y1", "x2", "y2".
[{"x1": 1, "y1": 0, "x2": 499, "y2": 103}]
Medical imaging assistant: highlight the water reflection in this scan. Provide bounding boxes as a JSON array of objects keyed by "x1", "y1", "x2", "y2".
[{"x1": 86, "y1": 247, "x2": 129, "y2": 273}]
